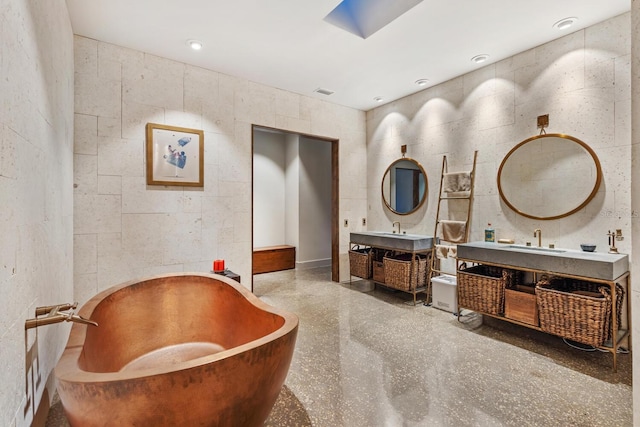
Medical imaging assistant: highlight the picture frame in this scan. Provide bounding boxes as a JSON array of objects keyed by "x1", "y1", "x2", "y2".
[{"x1": 146, "y1": 123, "x2": 204, "y2": 187}]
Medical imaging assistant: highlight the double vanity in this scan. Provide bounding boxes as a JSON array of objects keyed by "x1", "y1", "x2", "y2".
[{"x1": 349, "y1": 234, "x2": 630, "y2": 371}]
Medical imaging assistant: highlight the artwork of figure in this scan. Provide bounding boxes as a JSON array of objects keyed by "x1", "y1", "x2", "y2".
[{"x1": 163, "y1": 139, "x2": 189, "y2": 171}]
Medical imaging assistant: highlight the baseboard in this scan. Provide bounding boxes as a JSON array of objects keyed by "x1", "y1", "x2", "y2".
[{"x1": 295, "y1": 258, "x2": 331, "y2": 270}]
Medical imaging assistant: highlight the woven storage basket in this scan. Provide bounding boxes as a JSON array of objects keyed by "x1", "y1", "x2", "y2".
[
  {"x1": 536, "y1": 276, "x2": 622, "y2": 346},
  {"x1": 383, "y1": 254, "x2": 428, "y2": 291},
  {"x1": 349, "y1": 246, "x2": 372, "y2": 279},
  {"x1": 457, "y1": 265, "x2": 520, "y2": 315}
]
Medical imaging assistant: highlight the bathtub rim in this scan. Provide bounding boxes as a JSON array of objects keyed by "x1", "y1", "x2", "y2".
[{"x1": 55, "y1": 272, "x2": 299, "y2": 383}]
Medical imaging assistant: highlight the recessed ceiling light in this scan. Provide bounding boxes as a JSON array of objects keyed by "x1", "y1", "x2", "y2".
[
  {"x1": 373, "y1": 96, "x2": 384, "y2": 103},
  {"x1": 415, "y1": 79, "x2": 429, "y2": 86},
  {"x1": 471, "y1": 54, "x2": 489, "y2": 64},
  {"x1": 187, "y1": 40, "x2": 203, "y2": 50},
  {"x1": 553, "y1": 17, "x2": 577, "y2": 30}
]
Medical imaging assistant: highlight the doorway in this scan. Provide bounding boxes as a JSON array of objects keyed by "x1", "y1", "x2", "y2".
[{"x1": 251, "y1": 125, "x2": 339, "y2": 291}]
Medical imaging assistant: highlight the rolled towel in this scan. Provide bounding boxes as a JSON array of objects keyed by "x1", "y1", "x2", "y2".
[
  {"x1": 440, "y1": 220, "x2": 467, "y2": 243},
  {"x1": 443, "y1": 172, "x2": 471, "y2": 193}
]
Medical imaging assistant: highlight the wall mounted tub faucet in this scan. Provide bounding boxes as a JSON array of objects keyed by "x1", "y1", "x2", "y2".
[
  {"x1": 25, "y1": 302, "x2": 98, "y2": 330},
  {"x1": 533, "y1": 229, "x2": 542, "y2": 247},
  {"x1": 392, "y1": 221, "x2": 401, "y2": 234}
]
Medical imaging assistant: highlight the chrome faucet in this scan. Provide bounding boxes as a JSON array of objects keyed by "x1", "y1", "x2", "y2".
[
  {"x1": 392, "y1": 221, "x2": 401, "y2": 234},
  {"x1": 533, "y1": 229, "x2": 542, "y2": 248},
  {"x1": 25, "y1": 302, "x2": 98, "y2": 330}
]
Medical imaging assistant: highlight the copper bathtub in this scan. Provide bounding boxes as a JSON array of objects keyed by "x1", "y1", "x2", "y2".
[{"x1": 55, "y1": 273, "x2": 298, "y2": 426}]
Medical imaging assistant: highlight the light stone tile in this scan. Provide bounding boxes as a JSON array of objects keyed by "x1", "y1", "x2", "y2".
[
  {"x1": 97, "y1": 116, "x2": 121, "y2": 138},
  {"x1": 162, "y1": 213, "x2": 203, "y2": 264},
  {"x1": 121, "y1": 176, "x2": 182, "y2": 214},
  {"x1": 585, "y1": 55, "x2": 615, "y2": 91},
  {"x1": 615, "y1": 54, "x2": 631, "y2": 102},
  {"x1": 74, "y1": 72, "x2": 121, "y2": 118},
  {"x1": 276, "y1": 90, "x2": 301, "y2": 119},
  {"x1": 98, "y1": 57, "x2": 122, "y2": 82},
  {"x1": 73, "y1": 154, "x2": 97, "y2": 195},
  {"x1": 73, "y1": 234, "x2": 97, "y2": 275},
  {"x1": 121, "y1": 101, "x2": 164, "y2": 140},
  {"x1": 164, "y1": 110, "x2": 202, "y2": 131},
  {"x1": 0, "y1": 125, "x2": 18, "y2": 179},
  {"x1": 73, "y1": 35, "x2": 97, "y2": 76},
  {"x1": 275, "y1": 115, "x2": 311, "y2": 134},
  {"x1": 99, "y1": 41, "x2": 145, "y2": 67},
  {"x1": 73, "y1": 194, "x2": 122, "y2": 234},
  {"x1": 122, "y1": 53, "x2": 184, "y2": 111},
  {"x1": 97, "y1": 136, "x2": 144, "y2": 177},
  {"x1": 585, "y1": 13, "x2": 631, "y2": 60},
  {"x1": 118, "y1": 216, "x2": 165, "y2": 264},
  {"x1": 98, "y1": 175, "x2": 122, "y2": 195},
  {"x1": 74, "y1": 273, "x2": 98, "y2": 306},
  {"x1": 74, "y1": 114, "x2": 97, "y2": 155},
  {"x1": 615, "y1": 98, "x2": 632, "y2": 147}
]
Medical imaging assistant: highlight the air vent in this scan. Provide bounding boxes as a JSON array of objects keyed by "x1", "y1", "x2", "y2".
[{"x1": 314, "y1": 88, "x2": 335, "y2": 96}]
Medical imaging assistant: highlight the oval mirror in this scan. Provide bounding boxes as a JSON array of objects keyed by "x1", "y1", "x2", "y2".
[
  {"x1": 381, "y1": 158, "x2": 427, "y2": 215},
  {"x1": 497, "y1": 133, "x2": 602, "y2": 220}
]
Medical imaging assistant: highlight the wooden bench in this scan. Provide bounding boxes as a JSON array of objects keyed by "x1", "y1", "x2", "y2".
[{"x1": 253, "y1": 245, "x2": 296, "y2": 274}]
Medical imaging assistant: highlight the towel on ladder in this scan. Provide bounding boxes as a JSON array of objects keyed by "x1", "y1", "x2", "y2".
[
  {"x1": 440, "y1": 220, "x2": 467, "y2": 243},
  {"x1": 435, "y1": 244, "x2": 457, "y2": 259},
  {"x1": 443, "y1": 172, "x2": 471, "y2": 193}
]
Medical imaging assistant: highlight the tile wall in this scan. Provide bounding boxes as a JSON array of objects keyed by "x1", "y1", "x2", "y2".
[
  {"x1": 72, "y1": 36, "x2": 367, "y2": 300},
  {"x1": 0, "y1": 0, "x2": 74, "y2": 425},
  {"x1": 366, "y1": 13, "x2": 631, "y2": 252}
]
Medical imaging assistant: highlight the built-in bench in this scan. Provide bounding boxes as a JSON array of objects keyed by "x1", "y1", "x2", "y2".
[{"x1": 253, "y1": 245, "x2": 296, "y2": 274}]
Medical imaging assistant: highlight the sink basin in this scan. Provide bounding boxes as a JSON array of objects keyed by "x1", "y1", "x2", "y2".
[
  {"x1": 350, "y1": 232, "x2": 433, "y2": 252},
  {"x1": 507, "y1": 245, "x2": 566, "y2": 253}
]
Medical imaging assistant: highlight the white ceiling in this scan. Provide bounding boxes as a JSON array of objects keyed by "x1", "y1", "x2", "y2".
[{"x1": 65, "y1": 0, "x2": 630, "y2": 111}]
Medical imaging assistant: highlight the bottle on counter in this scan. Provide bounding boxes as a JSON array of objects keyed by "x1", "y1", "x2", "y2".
[{"x1": 485, "y1": 223, "x2": 495, "y2": 242}]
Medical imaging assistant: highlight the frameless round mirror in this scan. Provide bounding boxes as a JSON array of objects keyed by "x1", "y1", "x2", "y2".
[
  {"x1": 381, "y1": 158, "x2": 427, "y2": 215},
  {"x1": 497, "y1": 133, "x2": 602, "y2": 220}
]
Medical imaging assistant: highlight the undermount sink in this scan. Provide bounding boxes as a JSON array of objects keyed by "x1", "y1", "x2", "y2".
[
  {"x1": 350, "y1": 231, "x2": 433, "y2": 252},
  {"x1": 507, "y1": 245, "x2": 566, "y2": 253}
]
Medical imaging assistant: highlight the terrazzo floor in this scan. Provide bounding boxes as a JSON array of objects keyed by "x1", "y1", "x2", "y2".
[{"x1": 47, "y1": 266, "x2": 632, "y2": 426}]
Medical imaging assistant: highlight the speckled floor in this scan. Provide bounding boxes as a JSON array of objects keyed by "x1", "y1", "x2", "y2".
[{"x1": 47, "y1": 267, "x2": 631, "y2": 426}]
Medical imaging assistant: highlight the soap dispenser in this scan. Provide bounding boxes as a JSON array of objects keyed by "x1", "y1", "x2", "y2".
[{"x1": 485, "y1": 223, "x2": 495, "y2": 242}]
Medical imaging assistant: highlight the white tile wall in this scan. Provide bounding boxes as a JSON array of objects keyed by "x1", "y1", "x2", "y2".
[
  {"x1": 366, "y1": 13, "x2": 632, "y2": 252},
  {"x1": 0, "y1": 1, "x2": 74, "y2": 425},
  {"x1": 73, "y1": 36, "x2": 367, "y2": 296}
]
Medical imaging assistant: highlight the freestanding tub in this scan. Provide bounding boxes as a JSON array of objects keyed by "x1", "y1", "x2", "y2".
[{"x1": 55, "y1": 273, "x2": 298, "y2": 426}]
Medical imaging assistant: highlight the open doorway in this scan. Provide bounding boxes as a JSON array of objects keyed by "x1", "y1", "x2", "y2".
[{"x1": 251, "y1": 125, "x2": 339, "y2": 291}]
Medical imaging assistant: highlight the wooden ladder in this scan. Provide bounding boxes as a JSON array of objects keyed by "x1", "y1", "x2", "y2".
[{"x1": 425, "y1": 150, "x2": 478, "y2": 306}]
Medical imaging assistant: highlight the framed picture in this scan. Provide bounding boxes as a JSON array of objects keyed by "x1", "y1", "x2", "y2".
[{"x1": 146, "y1": 123, "x2": 204, "y2": 187}]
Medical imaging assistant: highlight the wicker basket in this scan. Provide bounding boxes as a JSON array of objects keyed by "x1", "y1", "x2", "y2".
[
  {"x1": 457, "y1": 265, "x2": 521, "y2": 315},
  {"x1": 349, "y1": 246, "x2": 372, "y2": 279},
  {"x1": 383, "y1": 254, "x2": 428, "y2": 291},
  {"x1": 536, "y1": 276, "x2": 623, "y2": 346}
]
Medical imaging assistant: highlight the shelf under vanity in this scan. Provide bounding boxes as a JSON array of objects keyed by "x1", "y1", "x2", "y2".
[{"x1": 456, "y1": 241, "x2": 630, "y2": 372}]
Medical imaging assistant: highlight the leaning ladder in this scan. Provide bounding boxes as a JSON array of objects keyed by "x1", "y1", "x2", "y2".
[{"x1": 425, "y1": 150, "x2": 478, "y2": 306}]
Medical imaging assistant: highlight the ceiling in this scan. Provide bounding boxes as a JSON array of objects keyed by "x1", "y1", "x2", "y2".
[{"x1": 65, "y1": 0, "x2": 629, "y2": 111}]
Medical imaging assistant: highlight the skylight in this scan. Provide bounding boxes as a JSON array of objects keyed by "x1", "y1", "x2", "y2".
[{"x1": 324, "y1": 0, "x2": 424, "y2": 39}]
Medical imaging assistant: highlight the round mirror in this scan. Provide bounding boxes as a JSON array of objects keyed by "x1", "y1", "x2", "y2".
[
  {"x1": 497, "y1": 133, "x2": 602, "y2": 220},
  {"x1": 381, "y1": 158, "x2": 427, "y2": 215}
]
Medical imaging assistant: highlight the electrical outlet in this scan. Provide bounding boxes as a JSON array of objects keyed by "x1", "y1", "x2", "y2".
[
  {"x1": 344, "y1": 219, "x2": 349, "y2": 227},
  {"x1": 362, "y1": 218, "x2": 366, "y2": 226}
]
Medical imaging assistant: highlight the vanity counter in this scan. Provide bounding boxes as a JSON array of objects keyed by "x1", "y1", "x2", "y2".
[{"x1": 457, "y1": 241, "x2": 628, "y2": 281}]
